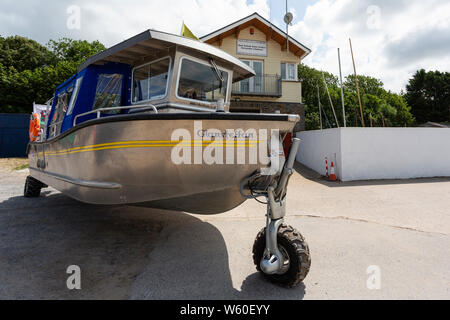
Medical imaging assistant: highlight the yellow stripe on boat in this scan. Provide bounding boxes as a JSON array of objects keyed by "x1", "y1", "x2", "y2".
[
  {"x1": 52, "y1": 139, "x2": 261, "y2": 152},
  {"x1": 46, "y1": 140, "x2": 259, "y2": 156}
]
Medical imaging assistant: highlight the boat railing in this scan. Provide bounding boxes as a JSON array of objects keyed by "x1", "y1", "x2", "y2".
[
  {"x1": 48, "y1": 121, "x2": 63, "y2": 139},
  {"x1": 73, "y1": 104, "x2": 158, "y2": 126}
]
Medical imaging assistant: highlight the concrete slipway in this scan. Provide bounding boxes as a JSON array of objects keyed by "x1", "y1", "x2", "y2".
[{"x1": 0, "y1": 160, "x2": 449, "y2": 299}]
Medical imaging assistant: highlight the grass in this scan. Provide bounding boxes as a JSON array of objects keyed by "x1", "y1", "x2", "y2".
[
  {"x1": 14, "y1": 163, "x2": 29, "y2": 170},
  {"x1": 0, "y1": 158, "x2": 28, "y2": 172}
]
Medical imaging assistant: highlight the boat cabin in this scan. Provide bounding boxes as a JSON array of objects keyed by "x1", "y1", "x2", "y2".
[{"x1": 44, "y1": 30, "x2": 255, "y2": 141}]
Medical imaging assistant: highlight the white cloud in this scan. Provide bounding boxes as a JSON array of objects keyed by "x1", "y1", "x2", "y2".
[
  {"x1": 0, "y1": 0, "x2": 268, "y2": 46},
  {"x1": 78, "y1": 0, "x2": 269, "y2": 45},
  {"x1": 1, "y1": 0, "x2": 448, "y2": 92},
  {"x1": 289, "y1": 0, "x2": 450, "y2": 92}
]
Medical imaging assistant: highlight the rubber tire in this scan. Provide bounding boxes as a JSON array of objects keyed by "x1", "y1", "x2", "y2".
[
  {"x1": 24, "y1": 176, "x2": 44, "y2": 198},
  {"x1": 252, "y1": 224, "x2": 311, "y2": 288}
]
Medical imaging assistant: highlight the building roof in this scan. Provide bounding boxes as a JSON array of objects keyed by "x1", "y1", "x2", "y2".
[
  {"x1": 77, "y1": 29, "x2": 255, "y2": 82},
  {"x1": 200, "y1": 12, "x2": 311, "y2": 59}
]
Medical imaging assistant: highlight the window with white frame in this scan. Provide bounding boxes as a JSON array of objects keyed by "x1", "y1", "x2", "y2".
[
  {"x1": 281, "y1": 63, "x2": 298, "y2": 81},
  {"x1": 132, "y1": 57, "x2": 171, "y2": 103}
]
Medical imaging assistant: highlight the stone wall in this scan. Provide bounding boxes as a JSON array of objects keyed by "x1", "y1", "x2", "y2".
[{"x1": 230, "y1": 100, "x2": 305, "y2": 132}]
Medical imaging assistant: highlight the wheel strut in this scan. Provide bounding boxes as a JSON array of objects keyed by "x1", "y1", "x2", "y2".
[
  {"x1": 260, "y1": 190, "x2": 287, "y2": 275},
  {"x1": 260, "y1": 138, "x2": 301, "y2": 275}
]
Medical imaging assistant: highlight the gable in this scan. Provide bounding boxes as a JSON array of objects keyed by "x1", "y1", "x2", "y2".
[{"x1": 201, "y1": 13, "x2": 311, "y2": 59}]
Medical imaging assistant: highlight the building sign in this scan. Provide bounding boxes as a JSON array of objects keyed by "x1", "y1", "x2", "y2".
[{"x1": 237, "y1": 39, "x2": 267, "y2": 57}]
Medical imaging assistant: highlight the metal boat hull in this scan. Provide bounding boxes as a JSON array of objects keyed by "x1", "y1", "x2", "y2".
[{"x1": 28, "y1": 113, "x2": 296, "y2": 214}]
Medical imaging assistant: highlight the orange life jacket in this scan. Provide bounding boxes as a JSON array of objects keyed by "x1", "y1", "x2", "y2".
[{"x1": 29, "y1": 113, "x2": 41, "y2": 141}]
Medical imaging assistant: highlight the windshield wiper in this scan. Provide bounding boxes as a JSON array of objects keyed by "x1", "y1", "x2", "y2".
[{"x1": 209, "y1": 58, "x2": 224, "y2": 85}]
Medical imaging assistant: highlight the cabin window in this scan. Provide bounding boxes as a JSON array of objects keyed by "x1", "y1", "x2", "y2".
[
  {"x1": 132, "y1": 57, "x2": 170, "y2": 103},
  {"x1": 49, "y1": 87, "x2": 73, "y2": 138},
  {"x1": 281, "y1": 63, "x2": 297, "y2": 81},
  {"x1": 92, "y1": 73, "x2": 123, "y2": 113},
  {"x1": 67, "y1": 76, "x2": 83, "y2": 115},
  {"x1": 177, "y1": 57, "x2": 229, "y2": 103}
]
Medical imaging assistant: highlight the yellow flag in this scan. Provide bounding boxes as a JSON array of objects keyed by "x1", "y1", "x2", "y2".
[{"x1": 180, "y1": 23, "x2": 199, "y2": 40}]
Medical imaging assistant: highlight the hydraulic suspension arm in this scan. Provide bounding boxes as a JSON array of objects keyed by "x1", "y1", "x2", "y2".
[{"x1": 260, "y1": 138, "x2": 301, "y2": 275}]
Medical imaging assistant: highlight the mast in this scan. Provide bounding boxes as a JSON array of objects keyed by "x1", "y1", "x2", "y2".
[
  {"x1": 322, "y1": 72, "x2": 339, "y2": 128},
  {"x1": 286, "y1": 0, "x2": 289, "y2": 54},
  {"x1": 317, "y1": 84, "x2": 323, "y2": 130},
  {"x1": 337, "y1": 48, "x2": 346, "y2": 127},
  {"x1": 349, "y1": 38, "x2": 365, "y2": 127}
]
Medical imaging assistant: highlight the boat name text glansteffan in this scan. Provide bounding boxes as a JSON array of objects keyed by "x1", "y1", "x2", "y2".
[
  {"x1": 197, "y1": 129, "x2": 254, "y2": 139},
  {"x1": 171, "y1": 121, "x2": 282, "y2": 175}
]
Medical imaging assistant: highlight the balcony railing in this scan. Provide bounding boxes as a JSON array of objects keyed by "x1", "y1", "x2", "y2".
[{"x1": 232, "y1": 74, "x2": 282, "y2": 98}]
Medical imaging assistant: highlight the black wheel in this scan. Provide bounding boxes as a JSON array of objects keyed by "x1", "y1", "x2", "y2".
[
  {"x1": 24, "y1": 176, "x2": 45, "y2": 198},
  {"x1": 252, "y1": 224, "x2": 311, "y2": 288}
]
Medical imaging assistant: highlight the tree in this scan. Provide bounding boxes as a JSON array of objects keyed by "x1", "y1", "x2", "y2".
[
  {"x1": 299, "y1": 64, "x2": 415, "y2": 130},
  {"x1": 405, "y1": 69, "x2": 450, "y2": 124},
  {"x1": 0, "y1": 36, "x2": 106, "y2": 113},
  {"x1": 0, "y1": 36, "x2": 55, "y2": 72},
  {"x1": 344, "y1": 74, "x2": 384, "y2": 96},
  {"x1": 47, "y1": 38, "x2": 106, "y2": 63},
  {"x1": 382, "y1": 91, "x2": 414, "y2": 127},
  {"x1": 299, "y1": 64, "x2": 341, "y2": 129}
]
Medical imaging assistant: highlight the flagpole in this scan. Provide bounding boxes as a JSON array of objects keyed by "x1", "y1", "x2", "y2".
[
  {"x1": 338, "y1": 48, "x2": 346, "y2": 127},
  {"x1": 322, "y1": 71, "x2": 339, "y2": 128},
  {"x1": 286, "y1": 0, "x2": 289, "y2": 54},
  {"x1": 349, "y1": 38, "x2": 365, "y2": 127},
  {"x1": 317, "y1": 84, "x2": 323, "y2": 130}
]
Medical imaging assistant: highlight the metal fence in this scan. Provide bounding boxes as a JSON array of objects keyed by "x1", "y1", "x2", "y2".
[
  {"x1": 232, "y1": 74, "x2": 282, "y2": 97},
  {"x1": 0, "y1": 114, "x2": 29, "y2": 158}
]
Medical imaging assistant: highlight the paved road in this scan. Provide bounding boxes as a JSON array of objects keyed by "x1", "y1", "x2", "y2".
[{"x1": 0, "y1": 163, "x2": 449, "y2": 299}]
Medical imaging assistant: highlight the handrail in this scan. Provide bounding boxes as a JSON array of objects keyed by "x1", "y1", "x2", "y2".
[
  {"x1": 73, "y1": 104, "x2": 158, "y2": 126},
  {"x1": 232, "y1": 74, "x2": 282, "y2": 97}
]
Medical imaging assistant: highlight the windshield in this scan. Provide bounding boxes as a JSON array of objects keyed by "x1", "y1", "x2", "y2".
[{"x1": 177, "y1": 58, "x2": 229, "y2": 103}]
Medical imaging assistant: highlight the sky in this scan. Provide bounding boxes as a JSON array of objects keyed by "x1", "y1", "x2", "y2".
[{"x1": 1, "y1": 0, "x2": 449, "y2": 93}]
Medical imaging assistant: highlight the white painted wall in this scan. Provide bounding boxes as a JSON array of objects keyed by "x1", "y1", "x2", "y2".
[
  {"x1": 297, "y1": 128, "x2": 450, "y2": 182},
  {"x1": 296, "y1": 129, "x2": 342, "y2": 178}
]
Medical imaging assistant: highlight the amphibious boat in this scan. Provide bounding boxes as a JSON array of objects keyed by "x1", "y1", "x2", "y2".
[{"x1": 25, "y1": 30, "x2": 310, "y2": 287}]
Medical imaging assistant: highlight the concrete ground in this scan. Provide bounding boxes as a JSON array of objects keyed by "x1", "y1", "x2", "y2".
[{"x1": 0, "y1": 158, "x2": 449, "y2": 299}]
